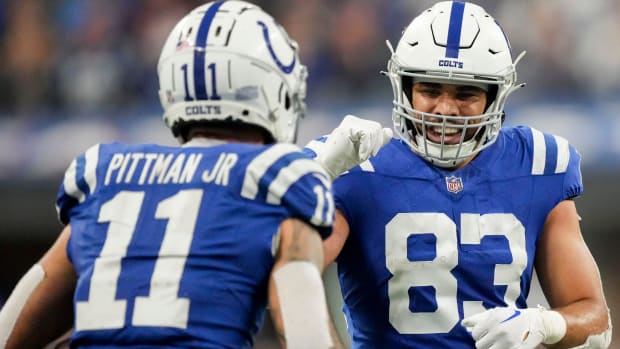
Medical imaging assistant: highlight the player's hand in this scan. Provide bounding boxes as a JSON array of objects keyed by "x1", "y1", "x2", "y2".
[
  {"x1": 461, "y1": 306, "x2": 566, "y2": 349},
  {"x1": 306, "y1": 114, "x2": 392, "y2": 180}
]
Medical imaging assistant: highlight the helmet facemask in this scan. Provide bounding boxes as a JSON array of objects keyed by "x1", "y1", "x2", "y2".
[{"x1": 386, "y1": 1, "x2": 525, "y2": 168}]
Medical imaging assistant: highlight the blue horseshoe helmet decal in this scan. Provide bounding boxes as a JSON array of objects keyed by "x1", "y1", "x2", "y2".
[{"x1": 257, "y1": 20, "x2": 296, "y2": 74}]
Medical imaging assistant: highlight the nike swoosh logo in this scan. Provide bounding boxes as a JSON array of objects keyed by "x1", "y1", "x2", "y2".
[{"x1": 500, "y1": 309, "x2": 521, "y2": 323}]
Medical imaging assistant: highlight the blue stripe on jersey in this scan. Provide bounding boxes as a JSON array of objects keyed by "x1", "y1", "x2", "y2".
[
  {"x1": 446, "y1": 1, "x2": 465, "y2": 58},
  {"x1": 56, "y1": 183, "x2": 79, "y2": 225},
  {"x1": 75, "y1": 153, "x2": 91, "y2": 199},
  {"x1": 62, "y1": 159, "x2": 84, "y2": 202},
  {"x1": 242, "y1": 144, "x2": 301, "y2": 200},
  {"x1": 266, "y1": 158, "x2": 328, "y2": 203},
  {"x1": 255, "y1": 152, "x2": 312, "y2": 202},
  {"x1": 193, "y1": 1, "x2": 224, "y2": 100},
  {"x1": 302, "y1": 147, "x2": 317, "y2": 159},
  {"x1": 543, "y1": 133, "x2": 558, "y2": 175}
]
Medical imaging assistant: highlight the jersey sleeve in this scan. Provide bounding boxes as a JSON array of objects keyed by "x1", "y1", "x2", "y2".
[
  {"x1": 524, "y1": 126, "x2": 583, "y2": 200},
  {"x1": 240, "y1": 143, "x2": 334, "y2": 239},
  {"x1": 56, "y1": 143, "x2": 101, "y2": 224},
  {"x1": 332, "y1": 169, "x2": 374, "y2": 233},
  {"x1": 563, "y1": 144, "x2": 583, "y2": 199}
]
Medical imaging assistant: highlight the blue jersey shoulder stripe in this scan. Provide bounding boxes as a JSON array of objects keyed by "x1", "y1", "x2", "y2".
[
  {"x1": 542, "y1": 132, "x2": 558, "y2": 175},
  {"x1": 82, "y1": 144, "x2": 99, "y2": 195},
  {"x1": 62, "y1": 158, "x2": 83, "y2": 202},
  {"x1": 530, "y1": 128, "x2": 570, "y2": 175},
  {"x1": 265, "y1": 156, "x2": 333, "y2": 227},
  {"x1": 241, "y1": 144, "x2": 333, "y2": 227},
  {"x1": 552, "y1": 135, "x2": 570, "y2": 173},
  {"x1": 74, "y1": 155, "x2": 89, "y2": 198},
  {"x1": 265, "y1": 157, "x2": 330, "y2": 205},
  {"x1": 62, "y1": 144, "x2": 100, "y2": 202},
  {"x1": 241, "y1": 144, "x2": 302, "y2": 200}
]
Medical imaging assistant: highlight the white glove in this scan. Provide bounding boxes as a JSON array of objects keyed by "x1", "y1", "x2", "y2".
[
  {"x1": 461, "y1": 306, "x2": 567, "y2": 349},
  {"x1": 306, "y1": 114, "x2": 393, "y2": 180}
]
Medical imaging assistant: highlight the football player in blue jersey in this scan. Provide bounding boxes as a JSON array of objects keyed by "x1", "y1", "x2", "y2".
[
  {"x1": 308, "y1": 1, "x2": 612, "y2": 348},
  {"x1": 0, "y1": 1, "x2": 343, "y2": 348}
]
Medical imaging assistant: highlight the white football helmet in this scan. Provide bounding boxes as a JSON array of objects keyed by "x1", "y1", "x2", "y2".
[
  {"x1": 158, "y1": 0, "x2": 307, "y2": 143},
  {"x1": 386, "y1": 1, "x2": 525, "y2": 168}
]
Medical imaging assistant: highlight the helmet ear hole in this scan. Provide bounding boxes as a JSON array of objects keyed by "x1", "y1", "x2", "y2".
[
  {"x1": 485, "y1": 84, "x2": 498, "y2": 111},
  {"x1": 284, "y1": 92, "x2": 291, "y2": 110},
  {"x1": 402, "y1": 76, "x2": 413, "y2": 104}
]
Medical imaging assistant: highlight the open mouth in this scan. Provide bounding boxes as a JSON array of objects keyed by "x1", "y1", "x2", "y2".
[{"x1": 425, "y1": 125, "x2": 463, "y2": 145}]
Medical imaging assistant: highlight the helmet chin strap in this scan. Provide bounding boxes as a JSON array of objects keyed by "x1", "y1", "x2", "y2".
[{"x1": 414, "y1": 134, "x2": 477, "y2": 168}]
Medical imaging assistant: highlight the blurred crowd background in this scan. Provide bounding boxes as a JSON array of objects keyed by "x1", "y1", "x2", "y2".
[
  {"x1": 0, "y1": 0, "x2": 619, "y2": 177},
  {"x1": 0, "y1": 0, "x2": 619, "y2": 118},
  {"x1": 0, "y1": 0, "x2": 618, "y2": 347}
]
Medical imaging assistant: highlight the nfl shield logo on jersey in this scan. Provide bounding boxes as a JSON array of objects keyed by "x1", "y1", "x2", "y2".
[{"x1": 445, "y1": 175, "x2": 463, "y2": 194}]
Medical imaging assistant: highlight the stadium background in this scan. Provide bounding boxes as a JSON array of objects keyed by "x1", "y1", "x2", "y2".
[{"x1": 0, "y1": 0, "x2": 617, "y2": 347}]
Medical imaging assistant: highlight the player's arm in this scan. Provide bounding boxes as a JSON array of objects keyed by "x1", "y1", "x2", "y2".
[
  {"x1": 535, "y1": 199, "x2": 611, "y2": 348},
  {"x1": 0, "y1": 225, "x2": 76, "y2": 349},
  {"x1": 461, "y1": 199, "x2": 611, "y2": 348},
  {"x1": 268, "y1": 218, "x2": 343, "y2": 349},
  {"x1": 322, "y1": 209, "x2": 350, "y2": 270}
]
